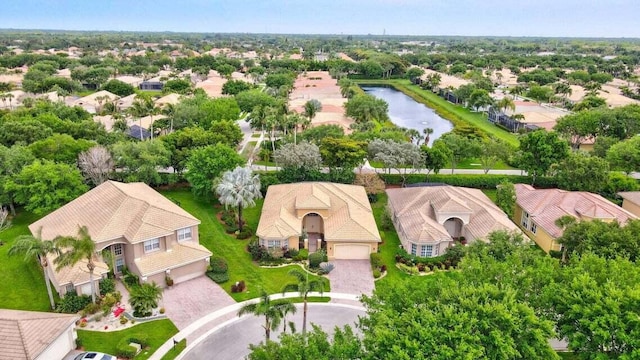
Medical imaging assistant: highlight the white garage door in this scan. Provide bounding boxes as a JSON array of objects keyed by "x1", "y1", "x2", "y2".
[{"x1": 334, "y1": 244, "x2": 370, "y2": 260}]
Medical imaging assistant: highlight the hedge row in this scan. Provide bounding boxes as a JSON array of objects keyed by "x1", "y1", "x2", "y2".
[{"x1": 381, "y1": 173, "x2": 559, "y2": 189}]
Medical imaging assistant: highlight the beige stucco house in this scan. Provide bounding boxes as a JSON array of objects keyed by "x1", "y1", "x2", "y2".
[
  {"x1": 515, "y1": 184, "x2": 638, "y2": 253},
  {"x1": 29, "y1": 181, "x2": 212, "y2": 297},
  {"x1": 257, "y1": 182, "x2": 381, "y2": 259},
  {"x1": 0, "y1": 309, "x2": 79, "y2": 360},
  {"x1": 619, "y1": 192, "x2": 640, "y2": 217},
  {"x1": 387, "y1": 186, "x2": 520, "y2": 257}
]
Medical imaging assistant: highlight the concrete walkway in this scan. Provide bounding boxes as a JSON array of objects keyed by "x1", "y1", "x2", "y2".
[{"x1": 148, "y1": 292, "x2": 360, "y2": 360}]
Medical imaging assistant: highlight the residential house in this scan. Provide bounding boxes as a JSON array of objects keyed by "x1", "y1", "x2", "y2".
[
  {"x1": 29, "y1": 181, "x2": 211, "y2": 297},
  {"x1": 515, "y1": 184, "x2": 638, "y2": 252},
  {"x1": 257, "y1": 182, "x2": 381, "y2": 259},
  {"x1": 73, "y1": 90, "x2": 119, "y2": 114},
  {"x1": 0, "y1": 309, "x2": 78, "y2": 360},
  {"x1": 387, "y1": 186, "x2": 520, "y2": 257},
  {"x1": 619, "y1": 192, "x2": 640, "y2": 217}
]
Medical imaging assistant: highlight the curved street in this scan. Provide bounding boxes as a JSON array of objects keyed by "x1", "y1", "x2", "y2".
[{"x1": 181, "y1": 303, "x2": 365, "y2": 360}]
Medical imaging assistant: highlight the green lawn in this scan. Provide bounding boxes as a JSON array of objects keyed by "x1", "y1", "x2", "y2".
[
  {"x1": 77, "y1": 319, "x2": 178, "y2": 360},
  {"x1": 160, "y1": 189, "x2": 330, "y2": 302},
  {"x1": 481, "y1": 189, "x2": 498, "y2": 202},
  {"x1": 160, "y1": 339, "x2": 186, "y2": 360},
  {"x1": 241, "y1": 141, "x2": 257, "y2": 160},
  {"x1": 251, "y1": 133, "x2": 262, "y2": 138},
  {"x1": 355, "y1": 79, "x2": 519, "y2": 148},
  {"x1": 457, "y1": 158, "x2": 516, "y2": 170},
  {"x1": 0, "y1": 210, "x2": 54, "y2": 311}
]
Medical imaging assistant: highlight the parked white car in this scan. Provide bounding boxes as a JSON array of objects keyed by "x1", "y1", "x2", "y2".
[{"x1": 73, "y1": 352, "x2": 117, "y2": 360}]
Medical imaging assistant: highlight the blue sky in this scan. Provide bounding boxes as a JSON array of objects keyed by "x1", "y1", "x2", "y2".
[{"x1": 2, "y1": 0, "x2": 639, "y2": 37}]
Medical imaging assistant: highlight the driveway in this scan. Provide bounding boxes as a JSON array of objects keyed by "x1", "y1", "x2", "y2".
[
  {"x1": 183, "y1": 304, "x2": 365, "y2": 360},
  {"x1": 326, "y1": 260, "x2": 374, "y2": 296},
  {"x1": 162, "y1": 276, "x2": 236, "y2": 330}
]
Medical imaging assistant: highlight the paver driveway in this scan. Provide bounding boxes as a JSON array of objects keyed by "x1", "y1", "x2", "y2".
[
  {"x1": 162, "y1": 276, "x2": 235, "y2": 330},
  {"x1": 326, "y1": 259, "x2": 374, "y2": 296}
]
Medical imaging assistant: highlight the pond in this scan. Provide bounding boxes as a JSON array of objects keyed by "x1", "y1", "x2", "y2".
[{"x1": 362, "y1": 86, "x2": 453, "y2": 146}]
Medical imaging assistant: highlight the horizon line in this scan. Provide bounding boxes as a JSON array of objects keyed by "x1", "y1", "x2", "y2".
[{"x1": 1, "y1": 28, "x2": 639, "y2": 41}]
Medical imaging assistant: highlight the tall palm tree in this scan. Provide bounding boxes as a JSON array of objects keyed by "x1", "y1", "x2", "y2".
[
  {"x1": 237, "y1": 290, "x2": 295, "y2": 341},
  {"x1": 423, "y1": 127, "x2": 434, "y2": 145},
  {"x1": 215, "y1": 167, "x2": 262, "y2": 232},
  {"x1": 9, "y1": 228, "x2": 60, "y2": 309},
  {"x1": 6, "y1": 93, "x2": 14, "y2": 110},
  {"x1": 54, "y1": 226, "x2": 99, "y2": 303},
  {"x1": 282, "y1": 268, "x2": 324, "y2": 335}
]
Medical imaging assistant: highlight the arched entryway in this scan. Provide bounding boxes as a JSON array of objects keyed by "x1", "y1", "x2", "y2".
[
  {"x1": 99, "y1": 242, "x2": 127, "y2": 275},
  {"x1": 302, "y1": 213, "x2": 325, "y2": 252},
  {"x1": 443, "y1": 217, "x2": 464, "y2": 238}
]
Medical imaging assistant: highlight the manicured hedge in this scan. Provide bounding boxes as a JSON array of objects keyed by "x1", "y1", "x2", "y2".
[{"x1": 381, "y1": 174, "x2": 559, "y2": 189}]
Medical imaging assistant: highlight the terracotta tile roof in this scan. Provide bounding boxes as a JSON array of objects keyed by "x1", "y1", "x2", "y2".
[
  {"x1": 619, "y1": 191, "x2": 640, "y2": 205},
  {"x1": 0, "y1": 309, "x2": 78, "y2": 360},
  {"x1": 515, "y1": 184, "x2": 638, "y2": 238},
  {"x1": 387, "y1": 186, "x2": 520, "y2": 244},
  {"x1": 257, "y1": 183, "x2": 381, "y2": 243},
  {"x1": 47, "y1": 255, "x2": 110, "y2": 286},
  {"x1": 135, "y1": 242, "x2": 211, "y2": 277},
  {"x1": 73, "y1": 90, "x2": 119, "y2": 107},
  {"x1": 30, "y1": 181, "x2": 200, "y2": 245}
]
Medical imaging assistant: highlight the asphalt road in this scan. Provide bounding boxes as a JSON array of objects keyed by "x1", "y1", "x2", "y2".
[{"x1": 182, "y1": 304, "x2": 365, "y2": 360}]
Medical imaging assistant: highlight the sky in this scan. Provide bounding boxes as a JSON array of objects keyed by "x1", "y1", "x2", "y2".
[{"x1": 2, "y1": 0, "x2": 639, "y2": 38}]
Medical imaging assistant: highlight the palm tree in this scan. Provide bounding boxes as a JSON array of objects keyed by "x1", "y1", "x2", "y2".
[
  {"x1": 54, "y1": 226, "x2": 100, "y2": 303},
  {"x1": 8, "y1": 228, "x2": 60, "y2": 309},
  {"x1": 303, "y1": 99, "x2": 322, "y2": 123},
  {"x1": 496, "y1": 96, "x2": 516, "y2": 114},
  {"x1": 277, "y1": 300, "x2": 297, "y2": 334},
  {"x1": 129, "y1": 99, "x2": 148, "y2": 140},
  {"x1": 423, "y1": 127, "x2": 434, "y2": 145},
  {"x1": 215, "y1": 167, "x2": 262, "y2": 232},
  {"x1": 6, "y1": 93, "x2": 14, "y2": 110},
  {"x1": 129, "y1": 282, "x2": 163, "y2": 317},
  {"x1": 509, "y1": 85, "x2": 526, "y2": 100},
  {"x1": 282, "y1": 268, "x2": 324, "y2": 335},
  {"x1": 237, "y1": 290, "x2": 295, "y2": 341},
  {"x1": 161, "y1": 103, "x2": 176, "y2": 133},
  {"x1": 553, "y1": 82, "x2": 572, "y2": 102}
]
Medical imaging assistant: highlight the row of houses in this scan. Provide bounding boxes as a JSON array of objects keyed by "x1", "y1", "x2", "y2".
[
  {"x1": 28, "y1": 180, "x2": 640, "y2": 301},
  {"x1": 7, "y1": 179, "x2": 640, "y2": 359}
]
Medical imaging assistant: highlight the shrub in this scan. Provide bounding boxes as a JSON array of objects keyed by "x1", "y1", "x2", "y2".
[
  {"x1": 373, "y1": 269, "x2": 381, "y2": 278},
  {"x1": 102, "y1": 293, "x2": 118, "y2": 308},
  {"x1": 370, "y1": 253, "x2": 383, "y2": 268},
  {"x1": 116, "y1": 340, "x2": 137, "y2": 359},
  {"x1": 380, "y1": 264, "x2": 387, "y2": 273},
  {"x1": 298, "y1": 249, "x2": 309, "y2": 260},
  {"x1": 57, "y1": 293, "x2": 92, "y2": 314},
  {"x1": 320, "y1": 262, "x2": 335, "y2": 274},
  {"x1": 206, "y1": 272, "x2": 230, "y2": 283},
  {"x1": 231, "y1": 280, "x2": 246, "y2": 293},
  {"x1": 210, "y1": 256, "x2": 229, "y2": 274},
  {"x1": 258, "y1": 258, "x2": 288, "y2": 266},
  {"x1": 122, "y1": 268, "x2": 140, "y2": 287},
  {"x1": 380, "y1": 208, "x2": 393, "y2": 230},
  {"x1": 248, "y1": 240, "x2": 270, "y2": 261},
  {"x1": 381, "y1": 174, "x2": 559, "y2": 189},
  {"x1": 82, "y1": 301, "x2": 101, "y2": 316},
  {"x1": 284, "y1": 248, "x2": 299, "y2": 258},
  {"x1": 165, "y1": 276, "x2": 174, "y2": 287},
  {"x1": 159, "y1": 307, "x2": 165, "y2": 314},
  {"x1": 237, "y1": 228, "x2": 253, "y2": 240},
  {"x1": 120, "y1": 315, "x2": 128, "y2": 325},
  {"x1": 99, "y1": 278, "x2": 115, "y2": 295},
  {"x1": 308, "y1": 251, "x2": 324, "y2": 269}
]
